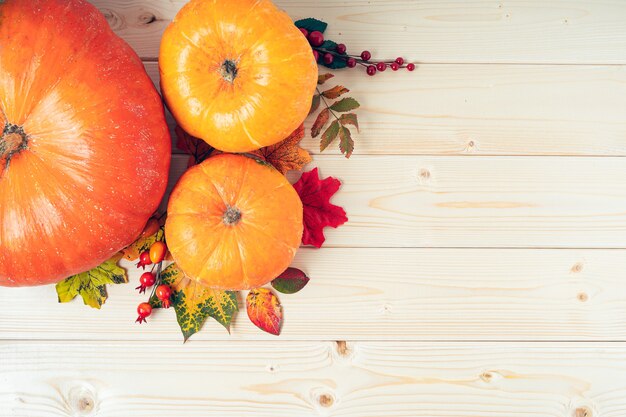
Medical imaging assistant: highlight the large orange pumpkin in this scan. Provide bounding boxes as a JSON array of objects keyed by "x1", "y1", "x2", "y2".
[
  {"x1": 0, "y1": 0, "x2": 171, "y2": 286},
  {"x1": 165, "y1": 154, "x2": 303, "y2": 290},
  {"x1": 159, "y1": 0, "x2": 318, "y2": 153}
]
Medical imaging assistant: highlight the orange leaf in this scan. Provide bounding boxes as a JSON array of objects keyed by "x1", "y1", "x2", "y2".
[
  {"x1": 321, "y1": 85, "x2": 349, "y2": 99},
  {"x1": 246, "y1": 288, "x2": 283, "y2": 335},
  {"x1": 251, "y1": 124, "x2": 311, "y2": 174},
  {"x1": 339, "y1": 113, "x2": 359, "y2": 132},
  {"x1": 311, "y1": 108, "x2": 330, "y2": 138},
  {"x1": 318, "y1": 73, "x2": 334, "y2": 84}
]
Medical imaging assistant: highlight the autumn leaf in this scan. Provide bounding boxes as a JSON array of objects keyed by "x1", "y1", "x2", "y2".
[
  {"x1": 149, "y1": 263, "x2": 238, "y2": 342},
  {"x1": 246, "y1": 288, "x2": 283, "y2": 335},
  {"x1": 339, "y1": 113, "x2": 359, "y2": 132},
  {"x1": 271, "y1": 268, "x2": 310, "y2": 294},
  {"x1": 338, "y1": 125, "x2": 354, "y2": 158},
  {"x1": 309, "y1": 94, "x2": 321, "y2": 115},
  {"x1": 175, "y1": 125, "x2": 214, "y2": 165},
  {"x1": 330, "y1": 97, "x2": 360, "y2": 113},
  {"x1": 120, "y1": 225, "x2": 164, "y2": 262},
  {"x1": 250, "y1": 124, "x2": 311, "y2": 175},
  {"x1": 317, "y1": 73, "x2": 334, "y2": 84},
  {"x1": 311, "y1": 108, "x2": 330, "y2": 138},
  {"x1": 293, "y1": 168, "x2": 348, "y2": 248},
  {"x1": 320, "y1": 120, "x2": 340, "y2": 152},
  {"x1": 321, "y1": 85, "x2": 349, "y2": 99},
  {"x1": 56, "y1": 258, "x2": 128, "y2": 309}
]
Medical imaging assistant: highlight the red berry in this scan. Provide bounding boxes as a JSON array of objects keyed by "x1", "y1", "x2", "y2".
[
  {"x1": 156, "y1": 284, "x2": 172, "y2": 301},
  {"x1": 366, "y1": 65, "x2": 377, "y2": 76},
  {"x1": 376, "y1": 62, "x2": 386, "y2": 72},
  {"x1": 136, "y1": 251, "x2": 152, "y2": 269},
  {"x1": 336, "y1": 43, "x2": 347, "y2": 54},
  {"x1": 299, "y1": 28, "x2": 309, "y2": 38},
  {"x1": 312, "y1": 50, "x2": 320, "y2": 61},
  {"x1": 135, "y1": 302, "x2": 152, "y2": 324},
  {"x1": 323, "y1": 53, "x2": 334, "y2": 65},
  {"x1": 308, "y1": 31, "x2": 324, "y2": 47},
  {"x1": 156, "y1": 285, "x2": 173, "y2": 309},
  {"x1": 149, "y1": 241, "x2": 167, "y2": 264},
  {"x1": 406, "y1": 63, "x2": 416, "y2": 71},
  {"x1": 347, "y1": 57, "x2": 357, "y2": 68},
  {"x1": 390, "y1": 63, "x2": 400, "y2": 71},
  {"x1": 135, "y1": 272, "x2": 156, "y2": 294},
  {"x1": 361, "y1": 50, "x2": 371, "y2": 61},
  {"x1": 395, "y1": 57, "x2": 404, "y2": 65}
]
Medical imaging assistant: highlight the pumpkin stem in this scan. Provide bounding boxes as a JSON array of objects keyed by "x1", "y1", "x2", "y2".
[
  {"x1": 220, "y1": 60, "x2": 238, "y2": 84},
  {"x1": 223, "y1": 206, "x2": 242, "y2": 226},
  {"x1": 0, "y1": 123, "x2": 28, "y2": 171}
]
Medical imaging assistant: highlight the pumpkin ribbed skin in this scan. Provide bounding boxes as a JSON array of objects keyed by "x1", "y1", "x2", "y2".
[
  {"x1": 159, "y1": 0, "x2": 318, "y2": 153},
  {"x1": 165, "y1": 154, "x2": 303, "y2": 290},
  {"x1": 0, "y1": 0, "x2": 171, "y2": 286}
]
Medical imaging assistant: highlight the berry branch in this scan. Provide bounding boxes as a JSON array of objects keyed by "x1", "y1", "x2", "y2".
[{"x1": 296, "y1": 18, "x2": 415, "y2": 76}]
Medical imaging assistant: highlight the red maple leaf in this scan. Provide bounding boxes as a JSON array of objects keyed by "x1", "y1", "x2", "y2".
[{"x1": 293, "y1": 168, "x2": 348, "y2": 248}]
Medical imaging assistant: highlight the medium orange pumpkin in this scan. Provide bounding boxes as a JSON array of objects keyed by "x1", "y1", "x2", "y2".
[
  {"x1": 165, "y1": 154, "x2": 303, "y2": 290},
  {"x1": 159, "y1": 0, "x2": 318, "y2": 153},
  {"x1": 0, "y1": 0, "x2": 171, "y2": 286}
]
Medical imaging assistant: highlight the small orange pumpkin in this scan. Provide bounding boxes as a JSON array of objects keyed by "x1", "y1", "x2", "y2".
[
  {"x1": 159, "y1": 0, "x2": 318, "y2": 153},
  {"x1": 165, "y1": 154, "x2": 303, "y2": 290}
]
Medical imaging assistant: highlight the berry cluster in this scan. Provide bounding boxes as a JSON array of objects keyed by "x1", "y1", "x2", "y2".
[
  {"x1": 300, "y1": 28, "x2": 415, "y2": 76},
  {"x1": 135, "y1": 240, "x2": 172, "y2": 324}
]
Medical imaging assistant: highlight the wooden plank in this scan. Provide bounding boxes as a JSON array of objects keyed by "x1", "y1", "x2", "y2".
[
  {"x1": 144, "y1": 62, "x2": 626, "y2": 157},
  {"x1": 1, "y1": 340, "x2": 623, "y2": 416},
  {"x1": 94, "y1": 0, "x2": 626, "y2": 64},
  {"x1": 2, "y1": 248, "x2": 626, "y2": 341},
  {"x1": 169, "y1": 154, "x2": 626, "y2": 248}
]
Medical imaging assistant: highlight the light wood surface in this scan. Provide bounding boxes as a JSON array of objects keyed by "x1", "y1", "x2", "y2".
[
  {"x1": 1, "y1": 341, "x2": 623, "y2": 417},
  {"x1": 144, "y1": 62, "x2": 626, "y2": 156},
  {"x1": 183, "y1": 154, "x2": 626, "y2": 249},
  {"x1": 92, "y1": 0, "x2": 626, "y2": 64},
  {"x1": 2, "y1": 0, "x2": 626, "y2": 415},
  {"x1": 1, "y1": 249, "x2": 626, "y2": 341}
]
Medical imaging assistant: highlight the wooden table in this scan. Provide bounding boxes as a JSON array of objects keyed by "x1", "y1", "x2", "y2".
[{"x1": 2, "y1": 1, "x2": 626, "y2": 416}]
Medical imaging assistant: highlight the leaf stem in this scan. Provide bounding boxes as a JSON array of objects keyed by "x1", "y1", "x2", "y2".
[{"x1": 316, "y1": 87, "x2": 341, "y2": 122}]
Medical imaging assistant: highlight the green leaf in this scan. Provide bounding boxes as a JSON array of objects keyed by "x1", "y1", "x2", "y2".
[
  {"x1": 339, "y1": 113, "x2": 359, "y2": 132},
  {"x1": 56, "y1": 258, "x2": 128, "y2": 309},
  {"x1": 319, "y1": 40, "x2": 337, "y2": 50},
  {"x1": 338, "y1": 125, "x2": 355, "y2": 158},
  {"x1": 309, "y1": 94, "x2": 321, "y2": 115},
  {"x1": 330, "y1": 97, "x2": 360, "y2": 112},
  {"x1": 294, "y1": 18, "x2": 328, "y2": 34},
  {"x1": 321, "y1": 57, "x2": 348, "y2": 70},
  {"x1": 311, "y1": 108, "x2": 330, "y2": 138},
  {"x1": 322, "y1": 85, "x2": 349, "y2": 99},
  {"x1": 271, "y1": 268, "x2": 310, "y2": 294},
  {"x1": 318, "y1": 73, "x2": 335, "y2": 85},
  {"x1": 150, "y1": 263, "x2": 238, "y2": 342},
  {"x1": 320, "y1": 120, "x2": 340, "y2": 152}
]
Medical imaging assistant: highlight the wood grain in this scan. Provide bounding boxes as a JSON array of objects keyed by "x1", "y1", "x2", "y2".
[
  {"x1": 144, "y1": 62, "x2": 626, "y2": 156},
  {"x1": 163, "y1": 154, "x2": 626, "y2": 248},
  {"x1": 93, "y1": 0, "x2": 626, "y2": 64},
  {"x1": 1, "y1": 341, "x2": 624, "y2": 416},
  {"x1": 1, "y1": 248, "x2": 626, "y2": 341}
]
